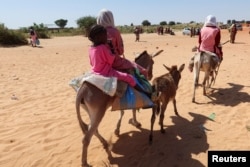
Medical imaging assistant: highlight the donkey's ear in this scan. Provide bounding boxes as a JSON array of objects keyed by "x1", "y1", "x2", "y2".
[
  {"x1": 135, "y1": 50, "x2": 147, "y2": 61},
  {"x1": 163, "y1": 64, "x2": 171, "y2": 71},
  {"x1": 179, "y1": 64, "x2": 185, "y2": 72},
  {"x1": 152, "y1": 49, "x2": 164, "y2": 58}
]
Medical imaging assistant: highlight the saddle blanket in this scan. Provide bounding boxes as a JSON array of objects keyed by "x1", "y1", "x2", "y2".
[
  {"x1": 200, "y1": 51, "x2": 220, "y2": 63},
  {"x1": 112, "y1": 73, "x2": 154, "y2": 111},
  {"x1": 111, "y1": 86, "x2": 154, "y2": 111},
  {"x1": 69, "y1": 72, "x2": 117, "y2": 96}
]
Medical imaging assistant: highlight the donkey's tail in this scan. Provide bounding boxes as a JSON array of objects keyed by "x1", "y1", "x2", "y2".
[{"x1": 75, "y1": 85, "x2": 89, "y2": 135}]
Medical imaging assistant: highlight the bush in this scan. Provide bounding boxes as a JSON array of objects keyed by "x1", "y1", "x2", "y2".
[
  {"x1": 29, "y1": 23, "x2": 50, "y2": 39},
  {"x1": 48, "y1": 28, "x2": 84, "y2": 37},
  {"x1": 117, "y1": 26, "x2": 134, "y2": 34},
  {"x1": 0, "y1": 24, "x2": 28, "y2": 46}
]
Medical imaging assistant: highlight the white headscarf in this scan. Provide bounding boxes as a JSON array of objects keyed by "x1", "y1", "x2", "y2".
[
  {"x1": 204, "y1": 15, "x2": 217, "y2": 27},
  {"x1": 96, "y1": 9, "x2": 115, "y2": 28}
]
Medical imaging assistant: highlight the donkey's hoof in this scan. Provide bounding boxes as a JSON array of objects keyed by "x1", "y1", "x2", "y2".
[
  {"x1": 175, "y1": 111, "x2": 180, "y2": 116},
  {"x1": 114, "y1": 129, "x2": 120, "y2": 136},
  {"x1": 129, "y1": 119, "x2": 141, "y2": 127},
  {"x1": 82, "y1": 162, "x2": 92, "y2": 167}
]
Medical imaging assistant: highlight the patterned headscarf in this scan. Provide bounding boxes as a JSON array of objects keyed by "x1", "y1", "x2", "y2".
[
  {"x1": 96, "y1": 9, "x2": 115, "y2": 28},
  {"x1": 204, "y1": 15, "x2": 217, "y2": 27}
]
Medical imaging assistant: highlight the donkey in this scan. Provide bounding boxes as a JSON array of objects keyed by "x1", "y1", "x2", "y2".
[
  {"x1": 75, "y1": 50, "x2": 163, "y2": 167},
  {"x1": 149, "y1": 64, "x2": 185, "y2": 144},
  {"x1": 192, "y1": 52, "x2": 220, "y2": 103},
  {"x1": 114, "y1": 50, "x2": 163, "y2": 135}
]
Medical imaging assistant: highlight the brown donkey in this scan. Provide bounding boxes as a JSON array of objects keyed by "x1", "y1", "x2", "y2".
[
  {"x1": 115, "y1": 50, "x2": 163, "y2": 135},
  {"x1": 149, "y1": 64, "x2": 185, "y2": 144},
  {"x1": 75, "y1": 50, "x2": 162, "y2": 167}
]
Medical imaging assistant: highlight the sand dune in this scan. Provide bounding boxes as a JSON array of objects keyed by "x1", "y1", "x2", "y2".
[{"x1": 0, "y1": 29, "x2": 250, "y2": 167}]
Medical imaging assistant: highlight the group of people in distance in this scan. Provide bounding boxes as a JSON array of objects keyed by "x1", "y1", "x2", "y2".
[{"x1": 190, "y1": 27, "x2": 200, "y2": 37}]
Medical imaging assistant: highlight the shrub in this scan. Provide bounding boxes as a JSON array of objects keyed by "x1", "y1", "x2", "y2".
[
  {"x1": 49, "y1": 28, "x2": 84, "y2": 37},
  {"x1": 0, "y1": 24, "x2": 28, "y2": 46}
]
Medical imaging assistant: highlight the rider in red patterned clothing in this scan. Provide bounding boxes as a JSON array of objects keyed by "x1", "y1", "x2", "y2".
[{"x1": 189, "y1": 15, "x2": 223, "y2": 72}]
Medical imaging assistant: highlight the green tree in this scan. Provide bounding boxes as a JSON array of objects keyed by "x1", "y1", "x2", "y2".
[
  {"x1": 29, "y1": 23, "x2": 50, "y2": 38},
  {"x1": 54, "y1": 19, "x2": 68, "y2": 28},
  {"x1": 160, "y1": 21, "x2": 167, "y2": 26},
  {"x1": 76, "y1": 16, "x2": 96, "y2": 36},
  {"x1": 168, "y1": 21, "x2": 176, "y2": 26},
  {"x1": 142, "y1": 20, "x2": 151, "y2": 26},
  {"x1": 227, "y1": 20, "x2": 231, "y2": 25}
]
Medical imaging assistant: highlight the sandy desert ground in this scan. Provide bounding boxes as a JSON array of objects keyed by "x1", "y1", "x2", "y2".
[{"x1": 0, "y1": 28, "x2": 250, "y2": 167}]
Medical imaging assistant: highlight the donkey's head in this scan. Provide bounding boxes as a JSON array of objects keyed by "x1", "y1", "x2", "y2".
[
  {"x1": 135, "y1": 50, "x2": 163, "y2": 80},
  {"x1": 163, "y1": 64, "x2": 185, "y2": 88}
]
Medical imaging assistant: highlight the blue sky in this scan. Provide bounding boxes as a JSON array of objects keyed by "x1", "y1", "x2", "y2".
[{"x1": 1, "y1": 0, "x2": 249, "y2": 29}]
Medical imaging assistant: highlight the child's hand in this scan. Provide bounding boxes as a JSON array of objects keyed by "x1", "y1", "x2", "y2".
[{"x1": 140, "y1": 69, "x2": 148, "y2": 79}]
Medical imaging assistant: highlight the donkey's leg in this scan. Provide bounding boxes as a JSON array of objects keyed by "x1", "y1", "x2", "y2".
[
  {"x1": 209, "y1": 71, "x2": 215, "y2": 88},
  {"x1": 159, "y1": 102, "x2": 168, "y2": 134},
  {"x1": 90, "y1": 108, "x2": 107, "y2": 146},
  {"x1": 206, "y1": 71, "x2": 212, "y2": 88},
  {"x1": 81, "y1": 125, "x2": 95, "y2": 167},
  {"x1": 114, "y1": 110, "x2": 124, "y2": 136},
  {"x1": 172, "y1": 99, "x2": 179, "y2": 116},
  {"x1": 79, "y1": 104, "x2": 91, "y2": 134},
  {"x1": 202, "y1": 81, "x2": 206, "y2": 95},
  {"x1": 203, "y1": 72, "x2": 210, "y2": 95},
  {"x1": 94, "y1": 128, "x2": 113, "y2": 162},
  {"x1": 129, "y1": 109, "x2": 142, "y2": 127},
  {"x1": 149, "y1": 105, "x2": 157, "y2": 144},
  {"x1": 192, "y1": 65, "x2": 199, "y2": 103},
  {"x1": 192, "y1": 83, "x2": 196, "y2": 103},
  {"x1": 202, "y1": 72, "x2": 206, "y2": 95},
  {"x1": 81, "y1": 108, "x2": 106, "y2": 167},
  {"x1": 95, "y1": 129, "x2": 109, "y2": 149}
]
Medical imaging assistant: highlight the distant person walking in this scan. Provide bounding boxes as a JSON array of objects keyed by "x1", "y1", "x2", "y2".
[
  {"x1": 229, "y1": 23, "x2": 237, "y2": 43},
  {"x1": 190, "y1": 27, "x2": 195, "y2": 37},
  {"x1": 29, "y1": 28, "x2": 37, "y2": 47},
  {"x1": 134, "y1": 27, "x2": 140, "y2": 42}
]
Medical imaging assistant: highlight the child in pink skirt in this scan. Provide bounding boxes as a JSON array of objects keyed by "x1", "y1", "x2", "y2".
[{"x1": 29, "y1": 28, "x2": 37, "y2": 47}]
